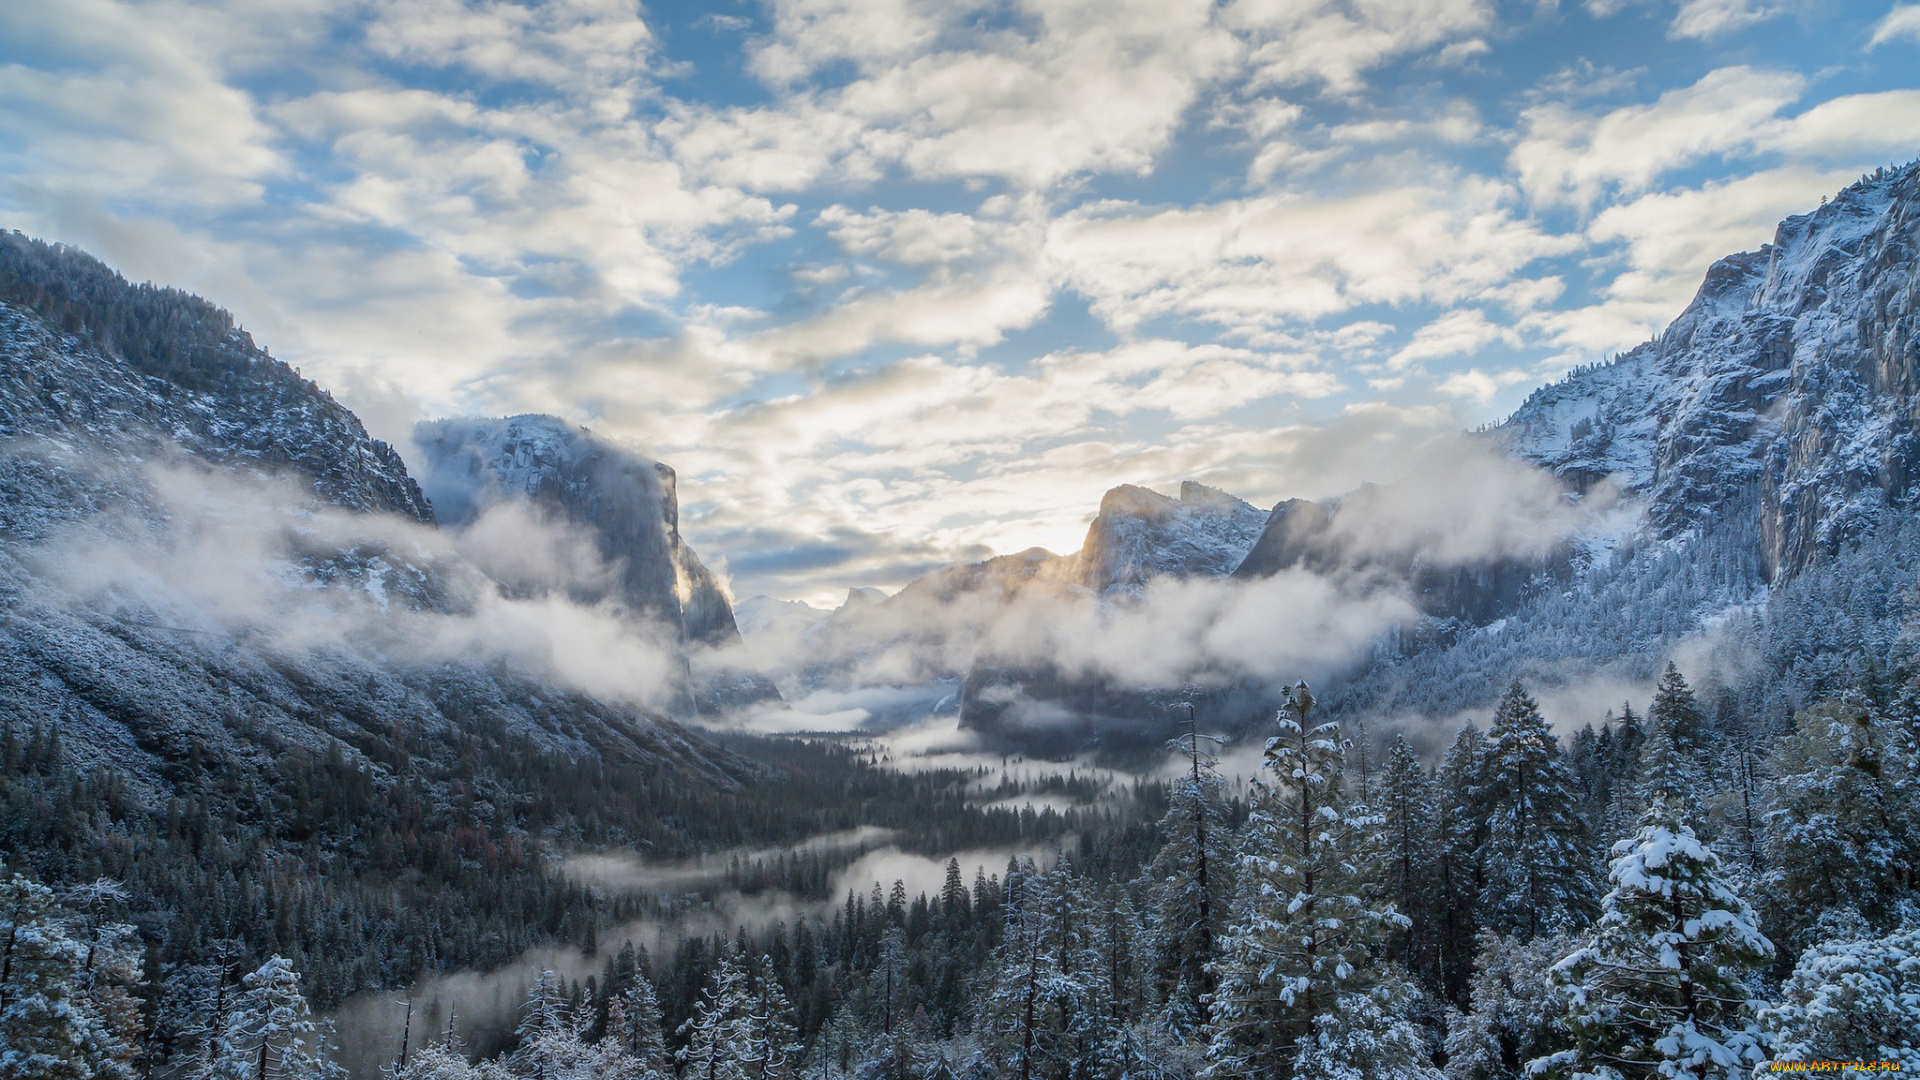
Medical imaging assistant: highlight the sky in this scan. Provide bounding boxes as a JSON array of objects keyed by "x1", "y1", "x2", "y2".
[{"x1": 3, "y1": 0, "x2": 1918, "y2": 607}]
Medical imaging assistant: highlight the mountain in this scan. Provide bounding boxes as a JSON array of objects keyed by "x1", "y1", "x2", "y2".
[
  {"x1": 815, "y1": 161, "x2": 1920, "y2": 751},
  {"x1": 412, "y1": 414, "x2": 782, "y2": 714},
  {"x1": 0, "y1": 232, "x2": 766, "y2": 1006},
  {"x1": 1072, "y1": 481, "x2": 1269, "y2": 594},
  {"x1": 1325, "y1": 162, "x2": 1920, "y2": 726},
  {"x1": 1499, "y1": 164, "x2": 1920, "y2": 583}
]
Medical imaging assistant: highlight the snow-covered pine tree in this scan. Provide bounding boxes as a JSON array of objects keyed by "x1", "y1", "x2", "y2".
[
  {"x1": 1629, "y1": 666, "x2": 1707, "y2": 819},
  {"x1": 391, "y1": 1041, "x2": 484, "y2": 1080},
  {"x1": 980, "y1": 856, "x2": 1095, "y2": 1080},
  {"x1": 1148, "y1": 704, "x2": 1233, "y2": 1034},
  {"x1": 676, "y1": 953, "x2": 755, "y2": 1080},
  {"x1": 1436, "y1": 724, "x2": 1493, "y2": 1004},
  {"x1": 1532, "y1": 795, "x2": 1771, "y2": 1080},
  {"x1": 1601, "y1": 704, "x2": 1646, "y2": 841},
  {"x1": 1479, "y1": 681, "x2": 1595, "y2": 939},
  {"x1": 210, "y1": 955, "x2": 345, "y2": 1080},
  {"x1": 1442, "y1": 931, "x2": 1574, "y2": 1080},
  {"x1": 0, "y1": 871, "x2": 135, "y2": 1080},
  {"x1": 1204, "y1": 683, "x2": 1437, "y2": 1080},
  {"x1": 1378, "y1": 735, "x2": 1440, "y2": 983},
  {"x1": 606, "y1": 973, "x2": 670, "y2": 1075},
  {"x1": 1761, "y1": 697, "x2": 1920, "y2": 943},
  {"x1": 1759, "y1": 921, "x2": 1920, "y2": 1068},
  {"x1": 742, "y1": 954, "x2": 799, "y2": 1080}
]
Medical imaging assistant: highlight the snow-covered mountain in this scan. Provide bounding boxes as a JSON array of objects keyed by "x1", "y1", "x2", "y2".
[
  {"x1": 1499, "y1": 163, "x2": 1920, "y2": 583},
  {"x1": 412, "y1": 414, "x2": 781, "y2": 713},
  {"x1": 1072, "y1": 481, "x2": 1269, "y2": 594},
  {"x1": 0, "y1": 233, "x2": 749, "y2": 791},
  {"x1": 859, "y1": 162, "x2": 1920, "y2": 749}
]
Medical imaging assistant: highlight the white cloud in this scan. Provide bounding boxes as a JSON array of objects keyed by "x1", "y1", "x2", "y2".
[
  {"x1": 1870, "y1": 3, "x2": 1920, "y2": 47},
  {"x1": 1668, "y1": 0, "x2": 1780, "y2": 40},
  {"x1": 1512, "y1": 66, "x2": 1806, "y2": 209},
  {"x1": 1222, "y1": 0, "x2": 1495, "y2": 96},
  {"x1": 1390, "y1": 308, "x2": 1519, "y2": 369},
  {"x1": 1048, "y1": 179, "x2": 1573, "y2": 338},
  {"x1": 0, "y1": 0, "x2": 284, "y2": 207},
  {"x1": 1435, "y1": 366, "x2": 1532, "y2": 402},
  {"x1": 364, "y1": 0, "x2": 657, "y2": 97},
  {"x1": 669, "y1": 0, "x2": 1244, "y2": 191}
]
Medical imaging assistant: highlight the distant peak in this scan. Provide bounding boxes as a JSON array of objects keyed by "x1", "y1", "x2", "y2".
[{"x1": 1178, "y1": 480, "x2": 1249, "y2": 510}]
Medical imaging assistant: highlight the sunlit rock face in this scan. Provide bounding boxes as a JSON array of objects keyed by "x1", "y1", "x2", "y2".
[
  {"x1": 412, "y1": 414, "x2": 781, "y2": 714},
  {"x1": 960, "y1": 164, "x2": 1920, "y2": 753},
  {"x1": 1072, "y1": 481, "x2": 1271, "y2": 595}
]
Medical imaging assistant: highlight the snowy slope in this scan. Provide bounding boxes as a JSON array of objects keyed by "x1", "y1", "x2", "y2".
[
  {"x1": 1499, "y1": 164, "x2": 1920, "y2": 582},
  {"x1": 0, "y1": 237, "x2": 750, "y2": 793}
]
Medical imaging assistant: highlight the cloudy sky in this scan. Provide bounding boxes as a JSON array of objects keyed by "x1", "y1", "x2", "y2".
[{"x1": 3, "y1": 0, "x2": 1918, "y2": 605}]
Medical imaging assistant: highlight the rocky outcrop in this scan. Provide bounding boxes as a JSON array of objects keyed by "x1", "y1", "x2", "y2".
[
  {"x1": 1073, "y1": 481, "x2": 1269, "y2": 593},
  {"x1": 411, "y1": 414, "x2": 781, "y2": 714},
  {"x1": 1498, "y1": 163, "x2": 1920, "y2": 583}
]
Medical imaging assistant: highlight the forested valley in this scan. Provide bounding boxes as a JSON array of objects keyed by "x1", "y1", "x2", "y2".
[{"x1": 10, "y1": 653, "x2": 1920, "y2": 1078}]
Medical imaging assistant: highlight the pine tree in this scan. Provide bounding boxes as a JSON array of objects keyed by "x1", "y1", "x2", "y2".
[
  {"x1": 1436, "y1": 724, "x2": 1492, "y2": 1005},
  {"x1": 676, "y1": 954, "x2": 755, "y2": 1080},
  {"x1": 1204, "y1": 683, "x2": 1435, "y2": 1080},
  {"x1": 1442, "y1": 931, "x2": 1574, "y2": 1080},
  {"x1": 1378, "y1": 735, "x2": 1440, "y2": 983},
  {"x1": 1760, "y1": 922, "x2": 1920, "y2": 1068},
  {"x1": 1148, "y1": 704, "x2": 1233, "y2": 1034},
  {"x1": 742, "y1": 954, "x2": 798, "y2": 1080},
  {"x1": 1479, "y1": 681, "x2": 1595, "y2": 939},
  {"x1": 210, "y1": 956, "x2": 345, "y2": 1080},
  {"x1": 0, "y1": 872, "x2": 134, "y2": 1080},
  {"x1": 1761, "y1": 697, "x2": 1920, "y2": 941},
  {"x1": 606, "y1": 974, "x2": 670, "y2": 1075},
  {"x1": 1533, "y1": 796, "x2": 1772, "y2": 1079}
]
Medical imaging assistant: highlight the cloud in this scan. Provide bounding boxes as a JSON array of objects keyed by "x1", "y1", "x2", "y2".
[
  {"x1": 1668, "y1": 0, "x2": 1781, "y2": 40},
  {"x1": 669, "y1": 0, "x2": 1244, "y2": 191},
  {"x1": 0, "y1": 0, "x2": 284, "y2": 207},
  {"x1": 1048, "y1": 179, "x2": 1573, "y2": 339},
  {"x1": 1391, "y1": 308, "x2": 1520, "y2": 369},
  {"x1": 27, "y1": 458, "x2": 688, "y2": 712},
  {"x1": 1870, "y1": 4, "x2": 1920, "y2": 47},
  {"x1": 1222, "y1": 0, "x2": 1495, "y2": 97},
  {"x1": 1511, "y1": 66, "x2": 1807, "y2": 209}
]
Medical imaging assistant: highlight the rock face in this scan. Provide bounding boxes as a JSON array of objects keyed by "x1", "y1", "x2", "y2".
[
  {"x1": 412, "y1": 414, "x2": 782, "y2": 714},
  {"x1": 1232, "y1": 493, "x2": 1571, "y2": 629},
  {"x1": 1072, "y1": 482, "x2": 1270, "y2": 593},
  {"x1": 0, "y1": 233, "x2": 749, "y2": 792},
  {"x1": 1498, "y1": 164, "x2": 1920, "y2": 583}
]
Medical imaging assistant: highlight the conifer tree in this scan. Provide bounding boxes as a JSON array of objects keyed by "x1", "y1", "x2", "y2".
[
  {"x1": 1205, "y1": 683, "x2": 1435, "y2": 1080},
  {"x1": 1442, "y1": 931, "x2": 1573, "y2": 1080},
  {"x1": 1760, "y1": 922, "x2": 1920, "y2": 1068},
  {"x1": 1761, "y1": 697, "x2": 1920, "y2": 940},
  {"x1": 1148, "y1": 704, "x2": 1233, "y2": 1033},
  {"x1": 210, "y1": 956, "x2": 345, "y2": 1080},
  {"x1": 0, "y1": 872, "x2": 135, "y2": 1080},
  {"x1": 606, "y1": 974, "x2": 670, "y2": 1075},
  {"x1": 1533, "y1": 796, "x2": 1771, "y2": 1080},
  {"x1": 1378, "y1": 735, "x2": 1440, "y2": 982},
  {"x1": 676, "y1": 954, "x2": 756, "y2": 1080},
  {"x1": 1479, "y1": 681, "x2": 1595, "y2": 939},
  {"x1": 1435, "y1": 724, "x2": 1492, "y2": 1004}
]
